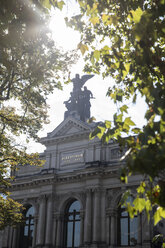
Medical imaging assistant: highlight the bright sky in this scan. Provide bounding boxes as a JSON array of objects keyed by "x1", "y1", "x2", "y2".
[{"x1": 27, "y1": 3, "x2": 147, "y2": 153}]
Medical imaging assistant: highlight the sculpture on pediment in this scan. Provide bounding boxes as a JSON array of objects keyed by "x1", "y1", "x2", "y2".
[{"x1": 64, "y1": 74, "x2": 94, "y2": 122}]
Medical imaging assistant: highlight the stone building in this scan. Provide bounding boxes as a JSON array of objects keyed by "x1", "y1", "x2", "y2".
[{"x1": 0, "y1": 75, "x2": 164, "y2": 248}]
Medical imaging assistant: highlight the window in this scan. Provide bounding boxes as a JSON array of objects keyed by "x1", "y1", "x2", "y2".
[
  {"x1": 19, "y1": 205, "x2": 34, "y2": 248},
  {"x1": 117, "y1": 199, "x2": 138, "y2": 246},
  {"x1": 64, "y1": 200, "x2": 81, "y2": 248}
]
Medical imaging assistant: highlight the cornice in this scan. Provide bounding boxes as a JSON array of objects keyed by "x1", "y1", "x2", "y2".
[
  {"x1": 40, "y1": 117, "x2": 93, "y2": 146},
  {"x1": 41, "y1": 130, "x2": 90, "y2": 145},
  {"x1": 10, "y1": 166, "x2": 119, "y2": 191}
]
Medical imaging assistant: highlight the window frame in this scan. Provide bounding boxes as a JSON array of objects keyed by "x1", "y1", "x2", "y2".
[
  {"x1": 64, "y1": 199, "x2": 81, "y2": 248},
  {"x1": 117, "y1": 202, "x2": 138, "y2": 246},
  {"x1": 19, "y1": 205, "x2": 34, "y2": 248}
]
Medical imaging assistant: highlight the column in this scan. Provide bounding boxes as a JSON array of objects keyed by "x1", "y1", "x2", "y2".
[
  {"x1": 56, "y1": 213, "x2": 62, "y2": 248},
  {"x1": 52, "y1": 213, "x2": 57, "y2": 246},
  {"x1": 95, "y1": 146, "x2": 101, "y2": 161},
  {"x1": 101, "y1": 190, "x2": 106, "y2": 243},
  {"x1": 12, "y1": 228, "x2": 17, "y2": 248},
  {"x1": 45, "y1": 195, "x2": 53, "y2": 247},
  {"x1": 137, "y1": 213, "x2": 142, "y2": 245},
  {"x1": 109, "y1": 209, "x2": 117, "y2": 246},
  {"x1": 36, "y1": 195, "x2": 46, "y2": 246},
  {"x1": 87, "y1": 146, "x2": 94, "y2": 163},
  {"x1": 80, "y1": 210, "x2": 85, "y2": 246},
  {"x1": 93, "y1": 188, "x2": 101, "y2": 243},
  {"x1": 32, "y1": 215, "x2": 38, "y2": 247},
  {"x1": 142, "y1": 212, "x2": 151, "y2": 248},
  {"x1": 51, "y1": 151, "x2": 57, "y2": 169},
  {"x1": 45, "y1": 153, "x2": 51, "y2": 170},
  {"x1": 106, "y1": 146, "x2": 109, "y2": 161},
  {"x1": 106, "y1": 210, "x2": 110, "y2": 246},
  {"x1": 2, "y1": 226, "x2": 9, "y2": 247},
  {"x1": 84, "y1": 189, "x2": 92, "y2": 243},
  {"x1": 8, "y1": 226, "x2": 13, "y2": 248}
]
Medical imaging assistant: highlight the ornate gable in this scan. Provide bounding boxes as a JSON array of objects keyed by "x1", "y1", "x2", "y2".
[
  {"x1": 49, "y1": 117, "x2": 91, "y2": 137},
  {"x1": 40, "y1": 117, "x2": 92, "y2": 145}
]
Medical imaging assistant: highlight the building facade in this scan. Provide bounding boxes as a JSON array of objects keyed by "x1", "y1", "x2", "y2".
[
  {"x1": 1, "y1": 116, "x2": 160, "y2": 248},
  {"x1": 0, "y1": 75, "x2": 164, "y2": 248}
]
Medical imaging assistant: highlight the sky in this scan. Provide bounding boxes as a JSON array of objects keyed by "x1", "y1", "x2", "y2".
[{"x1": 27, "y1": 2, "x2": 147, "y2": 153}]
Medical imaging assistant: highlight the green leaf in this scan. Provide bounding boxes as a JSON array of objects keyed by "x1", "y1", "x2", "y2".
[
  {"x1": 97, "y1": 126, "x2": 105, "y2": 139},
  {"x1": 124, "y1": 117, "x2": 135, "y2": 126},
  {"x1": 42, "y1": 0, "x2": 51, "y2": 9},
  {"x1": 133, "y1": 198, "x2": 146, "y2": 212},
  {"x1": 120, "y1": 105, "x2": 128, "y2": 113},
  {"x1": 57, "y1": 1, "x2": 65, "y2": 10},
  {"x1": 77, "y1": 43, "x2": 89, "y2": 55},
  {"x1": 160, "y1": 0, "x2": 165, "y2": 4},
  {"x1": 130, "y1": 7, "x2": 143, "y2": 23},
  {"x1": 154, "y1": 207, "x2": 165, "y2": 225},
  {"x1": 93, "y1": 50, "x2": 100, "y2": 62},
  {"x1": 115, "y1": 113, "x2": 123, "y2": 123},
  {"x1": 105, "y1": 120, "x2": 111, "y2": 129},
  {"x1": 132, "y1": 128, "x2": 141, "y2": 134},
  {"x1": 125, "y1": 63, "x2": 130, "y2": 73},
  {"x1": 127, "y1": 203, "x2": 135, "y2": 218},
  {"x1": 102, "y1": 14, "x2": 109, "y2": 23},
  {"x1": 88, "y1": 116, "x2": 96, "y2": 123},
  {"x1": 89, "y1": 126, "x2": 105, "y2": 140},
  {"x1": 90, "y1": 16, "x2": 100, "y2": 25},
  {"x1": 137, "y1": 182, "x2": 146, "y2": 194}
]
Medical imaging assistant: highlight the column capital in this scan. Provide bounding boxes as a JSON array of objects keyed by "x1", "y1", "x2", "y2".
[
  {"x1": 85, "y1": 188, "x2": 92, "y2": 194},
  {"x1": 46, "y1": 193, "x2": 54, "y2": 201},
  {"x1": 92, "y1": 187, "x2": 102, "y2": 194},
  {"x1": 34, "y1": 215, "x2": 38, "y2": 221},
  {"x1": 80, "y1": 210, "x2": 85, "y2": 219},
  {"x1": 106, "y1": 208, "x2": 117, "y2": 217},
  {"x1": 38, "y1": 194, "x2": 47, "y2": 203},
  {"x1": 55, "y1": 212, "x2": 64, "y2": 221}
]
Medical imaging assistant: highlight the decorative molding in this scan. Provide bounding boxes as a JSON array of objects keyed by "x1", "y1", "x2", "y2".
[
  {"x1": 40, "y1": 117, "x2": 92, "y2": 145},
  {"x1": 11, "y1": 167, "x2": 120, "y2": 192}
]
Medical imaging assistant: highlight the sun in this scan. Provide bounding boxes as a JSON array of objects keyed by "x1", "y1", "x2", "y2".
[{"x1": 49, "y1": 8, "x2": 80, "y2": 51}]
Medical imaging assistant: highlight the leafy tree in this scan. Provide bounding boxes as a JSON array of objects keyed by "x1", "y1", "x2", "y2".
[
  {"x1": 66, "y1": 0, "x2": 165, "y2": 224},
  {"x1": 0, "y1": 0, "x2": 74, "y2": 229}
]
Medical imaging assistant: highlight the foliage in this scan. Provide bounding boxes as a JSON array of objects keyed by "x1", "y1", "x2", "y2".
[
  {"x1": 66, "y1": 0, "x2": 165, "y2": 224},
  {"x1": 0, "y1": 0, "x2": 75, "y2": 228},
  {"x1": 0, "y1": 195, "x2": 23, "y2": 230}
]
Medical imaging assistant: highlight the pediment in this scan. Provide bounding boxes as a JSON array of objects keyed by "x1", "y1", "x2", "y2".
[{"x1": 46, "y1": 117, "x2": 91, "y2": 139}]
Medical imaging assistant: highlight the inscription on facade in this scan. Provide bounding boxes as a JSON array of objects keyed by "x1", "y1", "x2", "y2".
[{"x1": 61, "y1": 151, "x2": 84, "y2": 165}]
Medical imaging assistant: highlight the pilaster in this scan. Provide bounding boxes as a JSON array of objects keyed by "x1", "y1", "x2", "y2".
[
  {"x1": 56, "y1": 213, "x2": 63, "y2": 248},
  {"x1": 32, "y1": 215, "x2": 38, "y2": 247},
  {"x1": 45, "y1": 195, "x2": 53, "y2": 247},
  {"x1": 80, "y1": 210, "x2": 85, "y2": 246},
  {"x1": 93, "y1": 188, "x2": 101, "y2": 243},
  {"x1": 84, "y1": 188, "x2": 92, "y2": 244},
  {"x1": 106, "y1": 208, "x2": 117, "y2": 247},
  {"x1": 36, "y1": 195, "x2": 46, "y2": 247},
  {"x1": 101, "y1": 189, "x2": 106, "y2": 243}
]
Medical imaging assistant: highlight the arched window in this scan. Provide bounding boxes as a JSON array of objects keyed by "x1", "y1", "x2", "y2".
[
  {"x1": 64, "y1": 200, "x2": 81, "y2": 248},
  {"x1": 117, "y1": 198, "x2": 138, "y2": 246},
  {"x1": 19, "y1": 205, "x2": 34, "y2": 248}
]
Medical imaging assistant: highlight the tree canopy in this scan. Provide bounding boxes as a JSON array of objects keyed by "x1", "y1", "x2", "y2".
[
  {"x1": 66, "y1": 0, "x2": 165, "y2": 225},
  {"x1": 0, "y1": 0, "x2": 74, "y2": 229}
]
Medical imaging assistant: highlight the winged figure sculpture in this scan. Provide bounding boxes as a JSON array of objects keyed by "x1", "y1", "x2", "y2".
[{"x1": 71, "y1": 74, "x2": 94, "y2": 92}]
